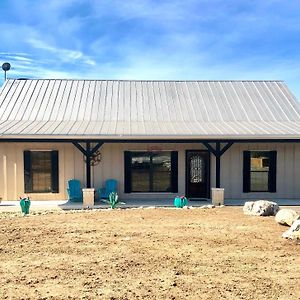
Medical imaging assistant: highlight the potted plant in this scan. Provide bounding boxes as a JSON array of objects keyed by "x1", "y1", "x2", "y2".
[{"x1": 20, "y1": 195, "x2": 31, "y2": 215}]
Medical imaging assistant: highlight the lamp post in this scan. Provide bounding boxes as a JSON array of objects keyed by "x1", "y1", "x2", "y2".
[{"x1": 2, "y1": 62, "x2": 11, "y2": 81}]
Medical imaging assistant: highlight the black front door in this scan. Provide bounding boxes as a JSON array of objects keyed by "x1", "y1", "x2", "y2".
[{"x1": 186, "y1": 150, "x2": 210, "y2": 199}]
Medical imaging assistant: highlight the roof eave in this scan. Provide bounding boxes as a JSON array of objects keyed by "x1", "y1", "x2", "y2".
[{"x1": 1, "y1": 134, "x2": 300, "y2": 142}]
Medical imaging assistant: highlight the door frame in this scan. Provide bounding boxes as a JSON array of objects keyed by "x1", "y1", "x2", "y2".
[{"x1": 185, "y1": 150, "x2": 211, "y2": 199}]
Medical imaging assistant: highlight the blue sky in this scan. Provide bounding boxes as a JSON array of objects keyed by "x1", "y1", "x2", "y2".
[{"x1": 1, "y1": 0, "x2": 300, "y2": 99}]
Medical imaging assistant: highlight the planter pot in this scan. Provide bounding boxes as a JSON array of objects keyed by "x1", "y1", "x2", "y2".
[
  {"x1": 20, "y1": 198, "x2": 31, "y2": 215},
  {"x1": 174, "y1": 197, "x2": 188, "y2": 208}
]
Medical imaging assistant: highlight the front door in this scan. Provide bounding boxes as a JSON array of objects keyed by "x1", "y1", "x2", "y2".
[{"x1": 186, "y1": 150, "x2": 210, "y2": 199}]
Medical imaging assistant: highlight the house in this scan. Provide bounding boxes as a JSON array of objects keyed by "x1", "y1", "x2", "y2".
[{"x1": 0, "y1": 79, "x2": 300, "y2": 202}]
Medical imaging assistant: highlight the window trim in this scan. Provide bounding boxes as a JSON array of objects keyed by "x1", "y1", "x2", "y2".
[
  {"x1": 243, "y1": 150, "x2": 277, "y2": 193},
  {"x1": 124, "y1": 151, "x2": 178, "y2": 193},
  {"x1": 24, "y1": 150, "x2": 59, "y2": 194}
]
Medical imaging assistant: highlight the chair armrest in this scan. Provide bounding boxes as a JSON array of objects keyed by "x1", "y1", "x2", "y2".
[{"x1": 99, "y1": 188, "x2": 107, "y2": 199}]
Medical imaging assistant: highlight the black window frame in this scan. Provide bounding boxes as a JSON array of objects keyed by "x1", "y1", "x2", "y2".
[
  {"x1": 124, "y1": 151, "x2": 178, "y2": 193},
  {"x1": 243, "y1": 150, "x2": 277, "y2": 193},
  {"x1": 24, "y1": 150, "x2": 59, "y2": 193}
]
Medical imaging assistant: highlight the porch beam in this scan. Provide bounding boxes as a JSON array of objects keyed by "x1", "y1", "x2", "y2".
[
  {"x1": 72, "y1": 141, "x2": 88, "y2": 156},
  {"x1": 72, "y1": 141, "x2": 104, "y2": 188},
  {"x1": 91, "y1": 142, "x2": 104, "y2": 155},
  {"x1": 202, "y1": 142, "x2": 217, "y2": 156},
  {"x1": 1, "y1": 138, "x2": 300, "y2": 144},
  {"x1": 202, "y1": 141, "x2": 234, "y2": 188},
  {"x1": 220, "y1": 141, "x2": 234, "y2": 156}
]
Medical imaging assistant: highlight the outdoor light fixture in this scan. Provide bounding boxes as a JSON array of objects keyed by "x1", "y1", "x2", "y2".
[{"x1": 2, "y1": 62, "x2": 11, "y2": 81}]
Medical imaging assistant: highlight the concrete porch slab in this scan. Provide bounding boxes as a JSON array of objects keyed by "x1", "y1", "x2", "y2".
[{"x1": 1, "y1": 198, "x2": 300, "y2": 213}]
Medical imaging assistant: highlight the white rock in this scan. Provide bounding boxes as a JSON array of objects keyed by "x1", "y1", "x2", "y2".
[
  {"x1": 200, "y1": 204, "x2": 215, "y2": 209},
  {"x1": 243, "y1": 200, "x2": 279, "y2": 216},
  {"x1": 243, "y1": 201, "x2": 254, "y2": 215},
  {"x1": 145, "y1": 206, "x2": 156, "y2": 209},
  {"x1": 275, "y1": 209, "x2": 299, "y2": 226},
  {"x1": 282, "y1": 219, "x2": 300, "y2": 240}
]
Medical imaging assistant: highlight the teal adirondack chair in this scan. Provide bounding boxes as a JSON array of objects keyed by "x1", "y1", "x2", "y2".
[
  {"x1": 67, "y1": 179, "x2": 83, "y2": 202},
  {"x1": 98, "y1": 179, "x2": 118, "y2": 199}
]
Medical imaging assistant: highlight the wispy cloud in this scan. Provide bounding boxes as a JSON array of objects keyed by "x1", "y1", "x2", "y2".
[{"x1": 27, "y1": 38, "x2": 96, "y2": 66}]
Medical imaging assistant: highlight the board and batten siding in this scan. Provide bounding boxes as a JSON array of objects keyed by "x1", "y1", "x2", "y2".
[
  {"x1": 0, "y1": 143, "x2": 70, "y2": 200},
  {"x1": 0, "y1": 142, "x2": 300, "y2": 200}
]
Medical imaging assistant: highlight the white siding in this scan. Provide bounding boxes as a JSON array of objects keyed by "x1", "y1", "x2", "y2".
[{"x1": 1, "y1": 142, "x2": 300, "y2": 201}]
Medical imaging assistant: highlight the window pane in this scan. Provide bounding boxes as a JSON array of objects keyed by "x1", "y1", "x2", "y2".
[
  {"x1": 250, "y1": 151, "x2": 270, "y2": 171},
  {"x1": 250, "y1": 171, "x2": 269, "y2": 191},
  {"x1": 31, "y1": 152, "x2": 52, "y2": 192},
  {"x1": 152, "y1": 152, "x2": 172, "y2": 192},
  {"x1": 131, "y1": 153, "x2": 150, "y2": 192}
]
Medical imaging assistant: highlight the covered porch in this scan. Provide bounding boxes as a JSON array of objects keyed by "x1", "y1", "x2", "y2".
[{"x1": 1, "y1": 137, "x2": 300, "y2": 202}]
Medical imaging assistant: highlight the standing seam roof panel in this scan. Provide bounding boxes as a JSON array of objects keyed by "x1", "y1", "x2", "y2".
[
  {"x1": 265, "y1": 81, "x2": 299, "y2": 121},
  {"x1": 23, "y1": 80, "x2": 45, "y2": 121},
  {"x1": 0, "y1": 80, "x2": 24, "y2": 119},
  {"x1": 256, "y1": 82, "x2": 289, "y2": 121},
  {"x1": 2, "y1": 80, "x2": 28, "y2": 120},
  {"x1": 0, "y1": 79, "x2": 300, "y2": 138}
]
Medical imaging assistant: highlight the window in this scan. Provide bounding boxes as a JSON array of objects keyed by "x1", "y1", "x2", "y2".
[
  {"x1": 124, "y1": 151, "x2": 178, "y2": 193},
  {"x1": 24, "y1": 151, "x2": 59, "y2": 193},
  {"x1": 243, "y1": 151, "x2": 277, "y2": 193}
]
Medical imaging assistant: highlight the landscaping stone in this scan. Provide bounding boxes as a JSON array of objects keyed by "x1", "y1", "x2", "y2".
[
  {"x1": 282, "y1": 219, "x2": 300, "y2": 240},
  {"x1": 243, "y1": 201, "x2": 255, "y2": 214},
  {"x1": 275, "y1": 209, "x2": 299, "y2": 226},
  {"x1": 243, "y1": 200, "x2": 279, "y2": 216},
  {"x1": 200, "y1": 204, "x2": 215, "y2": 209},
  {"x1": 145, "y1": 206, "x2": 156, "y2": 209}
]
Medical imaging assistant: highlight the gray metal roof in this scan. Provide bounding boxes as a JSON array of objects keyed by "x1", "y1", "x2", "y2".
[{"x1": 0, "y1": 79, "x2": 300, "y2": 139}]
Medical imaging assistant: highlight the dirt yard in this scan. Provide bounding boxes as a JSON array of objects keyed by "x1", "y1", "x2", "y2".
[{"x1": 0, "y1": 207, "x2": 299, "y2": 300}]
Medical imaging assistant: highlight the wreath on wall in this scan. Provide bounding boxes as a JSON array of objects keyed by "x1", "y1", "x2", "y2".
[{"x1": 83, "y1": 150, "x2": 102, "y2": 166}]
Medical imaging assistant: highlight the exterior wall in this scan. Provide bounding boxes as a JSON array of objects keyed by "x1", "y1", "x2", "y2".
[
  {"x1": 0, "y1": 142, "x2": 300, "y2": 200},
  {"x1": 221, "y1": 143, "x2": 300, "y2": 199},
  {"x1": 0, "y1": 143, "x2": 73, "y2": 200},
  {"x1": 93, "y1": 143, "x2": 210, "y2": 200}
]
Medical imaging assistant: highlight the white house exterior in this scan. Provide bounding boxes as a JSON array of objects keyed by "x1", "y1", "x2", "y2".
[{"x1": 0, "y1": 79, "x2": 300, "y2": 202}]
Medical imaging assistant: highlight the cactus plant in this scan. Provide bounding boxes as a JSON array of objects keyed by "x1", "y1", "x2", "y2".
[
  {"x1": 102, "y1": 192, "x2": 125, "y2": 209},
  {"x1": 20, "y1": 196, "x2": 31, "y2": 215}
]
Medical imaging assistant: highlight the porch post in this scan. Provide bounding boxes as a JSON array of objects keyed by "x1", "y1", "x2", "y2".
[
  {"x1": 215, "y1": 142, "x2": 221, "y2": 188},
  {"x1": 72, "y1": 141, "x2": 104, "y2": 188},
  {"x1": 202, "y1": 141, "x2": 234, "y2": 188},
  {"x1": 86, "y1": 142, "x2": 91, "y2": 188}
]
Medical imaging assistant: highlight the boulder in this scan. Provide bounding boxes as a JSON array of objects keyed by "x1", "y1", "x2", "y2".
[
  {"x1": 243, "y1": 200, "x2": 279, "y2": 216},
  {"x1": 243, "y1": 201, "x2": 255, "y2": 215},
  {"x1": 282, "y1": 219, "x2": 300, "y2": 240},
  {"x1": 275, "y1": 209, "x2": 299, "y2": 226}
]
